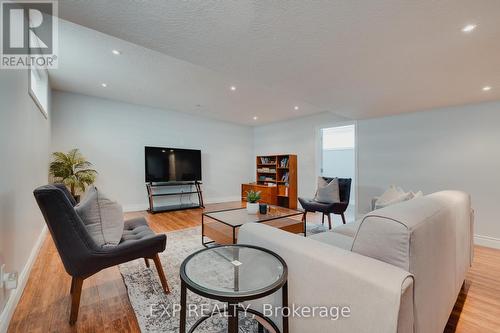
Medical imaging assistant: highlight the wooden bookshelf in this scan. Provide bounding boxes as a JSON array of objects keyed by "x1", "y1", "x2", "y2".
[{"x1": 242, "y1": 154, "x2": 298, "y2": 209}]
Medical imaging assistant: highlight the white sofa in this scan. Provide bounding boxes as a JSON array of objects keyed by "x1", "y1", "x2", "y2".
[{"x1": 238, "y1": 191, "x2": 473, "y2": 333}]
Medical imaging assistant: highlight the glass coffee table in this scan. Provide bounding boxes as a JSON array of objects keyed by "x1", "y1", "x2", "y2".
[
  {"x1": 179, "y1": 244, "x2": 289, "y2": 333},
  {"x1": 202, "y1": 205, "x2": 304, "y2": 247}
]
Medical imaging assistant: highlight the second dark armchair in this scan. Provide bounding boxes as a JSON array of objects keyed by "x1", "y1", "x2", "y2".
[{"x1": 298, "y1": 177, "x2": 352, "y2": 229}]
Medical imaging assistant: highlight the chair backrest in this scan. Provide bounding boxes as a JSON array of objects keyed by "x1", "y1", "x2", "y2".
[
  {"x1": 323, "y1": 177, "x2": 352, "y2": 203},
  {"x1": 33, "y1": 185, "x2": 97, "y2": 277},
  {"x1": 52, "y1": 182, "x2": 77, "y2": 206}
]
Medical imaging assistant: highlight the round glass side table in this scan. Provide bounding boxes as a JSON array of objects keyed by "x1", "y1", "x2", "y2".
[{"x1": 179, "y1": 244, "x2": 288, "y2": 333}]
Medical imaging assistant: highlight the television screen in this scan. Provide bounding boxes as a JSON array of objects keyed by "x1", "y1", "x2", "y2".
[{"x1": 145, "y1": 147, "x2": 202, "y2": 182}]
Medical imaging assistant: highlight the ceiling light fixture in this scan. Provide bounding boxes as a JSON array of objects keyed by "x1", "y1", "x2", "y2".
[
  {"x1": 253, "y1": 116, "x2": 258, "y2": 120},
  {"x1": 112, "y1": 49, "x2": 122, "y2": 55},
  {"x1": 230, "y1": 86, "x2": 236, "y2": 91},
  {"x1": 482, "y1": 86, "x2": 492, "y2": 91},
  {"x1": 101, "y1": 83, "x2": 107, "y2": 87},
  {"x1": 294, "y1": 106, "x2": 299, "y2": 111},
  {"x1": 462, "y1": 24, "x2": 477, "y2": 33}
]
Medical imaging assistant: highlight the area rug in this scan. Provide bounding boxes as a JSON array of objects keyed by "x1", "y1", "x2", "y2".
[{"x1": 119, "y1": 224, "x2": 328, "y2": 332}]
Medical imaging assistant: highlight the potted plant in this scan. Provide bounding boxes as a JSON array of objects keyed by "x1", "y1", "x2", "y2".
[
  {"x1": 49, "y1": 148, "x2": 97, "y2": 202},
  {"x1": 246, "y1": 190, "x2": 261, "y2": 214}
]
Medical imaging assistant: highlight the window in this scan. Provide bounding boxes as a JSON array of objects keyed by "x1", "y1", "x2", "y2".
[
  {"x1": 29, "y1": 67, "x2": 49, "y2": 118},
  {"x1": 322, "y1": 125, "x2": 355, "y2": 150}
]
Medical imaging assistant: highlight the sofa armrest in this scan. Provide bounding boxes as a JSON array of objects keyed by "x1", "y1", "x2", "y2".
[{"x1": 238, "y1": 223, "x2": 413, "y2": 333}]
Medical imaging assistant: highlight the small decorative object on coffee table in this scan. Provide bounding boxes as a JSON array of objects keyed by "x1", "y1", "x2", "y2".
[
  {"x1": 179, "y1": 244, "x2": 289, "y2": 333},
  {"x1": 259, "y1": 203, "x2": 268, "y2": 214},
  {"x1": 202, "y1": 205, "x2": 304, "y2": 246},
  {"x1": 246, "y1": 190, "x2": 261, "y2": 214}
]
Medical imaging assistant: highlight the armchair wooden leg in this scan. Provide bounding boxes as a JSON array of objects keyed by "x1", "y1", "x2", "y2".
[
  {"x1": 341, "y1": 213, "x2": 346, "y2": 225},
  {"x1": 302, "y1": 211, "x2": 307, "y2": 223},
  {"x1": 70, "y1": 277, "x2": 75, "y2": 294},
  {"x1": 144, "y1": 258, "x2": 150, "y2": 268},
  {"x1": 69, "y1": 277, "x2": 84, "y2": 325},
  {"x1": 327, "y1": 214, "x2": 332, "y2": 230},
  {"x1": 152, "y1": 254, "x2": 170, "y2": 294},
  {"x1": 321, "y1": 213, "x2": 325, "y2": 225}
]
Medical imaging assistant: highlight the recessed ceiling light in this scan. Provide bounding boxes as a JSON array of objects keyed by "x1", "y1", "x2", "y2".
[
  {"x1": 294, "y1": 106, "x2": 299, "y2": 111},
  {"x1": 101, "y1": 83, "x2": 107, "y2": 87},
  {"x1": 230, "y1": 86, "x2": 236, "y2": 91},
  {"x1": 462, "y1": 24, "x2": 477, "y2": 33},
  {"x1": 112, "y1": 49, "x2": 121, "y2": 55},
  {"x1": 482, "y1": 86, "x2": 492, "y2": 91},
  {"x1": 253, "y1": 116, "x2": 258, "y2": 120}
]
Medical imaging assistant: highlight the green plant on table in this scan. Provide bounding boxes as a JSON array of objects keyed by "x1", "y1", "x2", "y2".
[
  {"x1": 246, "y1": 190, "x2": 261, "y2": 203},
  {"x1": 49, "y1": 148, "x2": 97, "y2": 196}
]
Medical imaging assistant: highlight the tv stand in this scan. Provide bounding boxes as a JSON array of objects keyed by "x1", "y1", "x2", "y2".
[{"x1": 146, "y1": 181, "x2": 204, "y2": 213}]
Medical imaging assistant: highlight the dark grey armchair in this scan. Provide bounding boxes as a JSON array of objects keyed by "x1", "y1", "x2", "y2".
[
  {"x1": 33, "y1": 184, "x2": 169, "y2": 325},
  {"x1": 298, "y1": 178, "x2": 352, "y2": 229}
]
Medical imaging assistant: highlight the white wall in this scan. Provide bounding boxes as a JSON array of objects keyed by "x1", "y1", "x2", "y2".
[
  {"x1": 50, "y1": 91, "x2": 254, "y2": 211},
  {"x1": 0, "y1": 70, "x2": 50, "y2": 330},
  {"x1": 253, "y1": 112, "x2": 350, "y2": 200},
  {"x1": 357, "y1": 101, "x2": 500, "y2": 246},
  {"x1": 254, "y1": 102, "x2": 500, "y2": 247}
]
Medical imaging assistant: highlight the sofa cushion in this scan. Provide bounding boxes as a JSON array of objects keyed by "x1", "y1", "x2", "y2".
[
  {"x1": 309, "y1": 231, "x2": 353, "y2": 250},
  {"x1": 332, "y1": 220, "x2": 361, "y2": 238},
  {"x1": 314, "y1": 177, "x2": 340, "y2": 203},
  {"x1": 75, "y1": 186, "x2": 124, "y2": 247}
]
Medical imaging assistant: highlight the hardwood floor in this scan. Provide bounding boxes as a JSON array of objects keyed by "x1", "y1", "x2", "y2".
[{"x1": 8, "y1": 202, "x2": 500, "y2": 332}]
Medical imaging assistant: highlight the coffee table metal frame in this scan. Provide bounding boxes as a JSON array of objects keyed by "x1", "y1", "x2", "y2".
[
  {"x1": 179, "y1": 244, "x2": 289, "y2": 333},
  {"x1": 201, "y1": 206, "x2": 304, "y2": 247}
]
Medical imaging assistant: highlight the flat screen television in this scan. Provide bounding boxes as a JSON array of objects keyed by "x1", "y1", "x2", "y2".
[{"x1": 145, "y1": 147, "x2": 202, "y2": 182}]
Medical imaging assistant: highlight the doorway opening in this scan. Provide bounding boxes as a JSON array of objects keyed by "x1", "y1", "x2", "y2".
[{"x1": 320, "y1": 124, "x2": 356, "y2": 223}]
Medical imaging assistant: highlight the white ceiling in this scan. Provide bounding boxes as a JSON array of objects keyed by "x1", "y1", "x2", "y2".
[
  {"x1": 50, "y1": 20, "x2": 322, "y2": 125},
  {"x1": 53, "y1": 0, "x2": 500, "y2": 124}
]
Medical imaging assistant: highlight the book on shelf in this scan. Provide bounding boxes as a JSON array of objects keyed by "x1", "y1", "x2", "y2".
[
  {"x1": 280, "y1": 157, "x2": 289, "y2": 168},
  {"x1": 260, "y1": 157, "x2": 275, "y2": 165},
  {"x1": 257, "y1": 167, "x2": 276, "y2": 172},
  {"x1": 281, "y1": 172, "x2": 289, "y2": 182}
]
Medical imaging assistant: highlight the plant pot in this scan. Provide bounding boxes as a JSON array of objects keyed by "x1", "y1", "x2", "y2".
[{"x1": 246, "y1": 202, "x2": 259, "y2": 214}]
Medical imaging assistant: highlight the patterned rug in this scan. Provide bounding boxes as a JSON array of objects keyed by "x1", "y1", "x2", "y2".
[{"x1": 119, "y1": 224, "x2": 328, "y2": 333}]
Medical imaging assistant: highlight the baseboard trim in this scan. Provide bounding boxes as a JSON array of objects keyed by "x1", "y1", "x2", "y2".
[
  {"x1": 474, "y1": 234, "x2": 500, "y2": 249},
  {"x1": 0, "y1": 225, "x2": 48, "y2": 333},
  {"x1": 123, "y1": 196, "x2": 242, "y2": 213}
]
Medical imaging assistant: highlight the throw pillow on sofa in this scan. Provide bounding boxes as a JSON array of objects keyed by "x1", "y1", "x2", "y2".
[
  {"x1": 375, "y1": 185, "x2": 409, "y2": 209},
  {"x1": 375, "y1": 186, "x2": 424, "y2": 210},
  {"x1": 314, "y1": 177, "x2": 340, "y2": 203},
  {"x1": 75, "y1": 186, "x2": 124, "y2": 247},
  {"x1": 409, "y1": 191, "x2": 424, "y2": 199}
]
